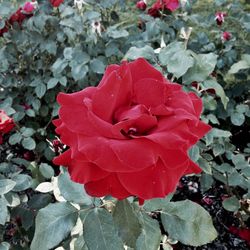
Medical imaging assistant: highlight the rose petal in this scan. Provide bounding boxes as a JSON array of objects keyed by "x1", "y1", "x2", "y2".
[
  {"x1": 188, "y1": 92, "x2": 203, "y2": 117},
  {"x1": 92, "y1": 63, "x2": 132, "y2": 122},
  {"x1": 118, "y1": 158, "x2": 188, "y2": 199},
  {"x1": 128, "y1": 58, "x2": 164, "y2": 84},
  {"x1": 134, "y1": 78, "x2": 166, "y2": 107},
  {"x1": 85, "y1": 174, "x2": 131, "y2": 199},
  {"x1": 77, "y1": 136, "x2": 139, "y2": 172}
]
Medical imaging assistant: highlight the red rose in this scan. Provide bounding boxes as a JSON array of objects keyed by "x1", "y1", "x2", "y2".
[
  {"x1": 23, "y1": 2, "x2": 36, "y2": 14},
  {"x1": 50, "y1": 0, "x2": 64, "y2": 7},
  {"x1": 148, "y1": 0, "x2": 179, "y2": 18},
  {"x1": 0, "y1": 26, "x2": 9, "y2": 37},
  {"x1": 222, "y1": 31, "x2": 232, "y2": 41},
  {"x1": 136, "y1": 1, "x2": 147, "y2": 11},
  {"x1": 53, "y1": 58, "x2": 211, "y2": 201},
  {"x1": 215, "y1": 12, "x2": 227, "y2": 26},
  {"x1": 0, "y1": 110, "x2": 15, "y2": 144},
  {"x1": 9, "y1": 8, "x2": 27, "y2": 25}
]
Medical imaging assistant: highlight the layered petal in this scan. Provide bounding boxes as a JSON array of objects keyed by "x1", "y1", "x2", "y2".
[
  {"x1": 85, "y1": 174, "x2": 131, "y2": 199},
  {"x1": 92, "y1": 62, "x2": 132, "y2": 122},
  {"x1": 118, "y1": 158, "x2": 188, "y2": 199}
]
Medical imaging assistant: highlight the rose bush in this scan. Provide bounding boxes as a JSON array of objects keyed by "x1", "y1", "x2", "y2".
[
  {"x1": 54, "y1": 58, "x2": 211, "y2": 201},
  {"x1": 0, "y1": 109, "x2": 15, "y2": 144}
]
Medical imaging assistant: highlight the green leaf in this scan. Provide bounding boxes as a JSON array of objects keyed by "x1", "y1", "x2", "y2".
[
  {"x1": 228, "y1": 171, "x2": 245, "y2": 186},
  {"x1": 143, "y1": 196, "x2": 173, "y2": 211},
  {"x1": 0, "y1": 198, "x2": 9, "y2": 225},
  {"x1": 12, "y1": 174, "x2": 32, "y2": 192},
  {"x1": 47, "y1": 78, "x2": 58, "y2": 89},
  {"x1": 83, "y1": 208, "x2": 124, "y2": 250},
  {"x1": 8, "y1": 133, "x2": 22, "y2": 145},
  {"x1": 113, "y1": 199, "x2": 141, "y2": 248},
  {"x1": 236, "y1": 104, "x2": 249, "y2": 114},
  {"x1": 64, "y1": 47, "x2": 73, "y2": 60},
  {"x1": 125, "y1": 46, "x2": 155, "y2": 60},
  {"x1": 31, "y1": 202, "x2": 78, "y2": 250},
  {"x1": 39, "y1": 163, "x2": 55, "y2": 179},
  {"x1": 183, "y1": 53, "x2": 218, "y2": 83},
  {"x1": 136, "y1": 212, "x2": 161, "y2": 250},
  {"x1": 74, "y1": 235, "x2": 89, "y2": 250},
  {"x1": 230, "y1": 112, "x2": 245, "y2": 126},
  {"x1": 167, "y1": 50, "x2": 194, "y2": 78},
  {"x1": 188, "y1": 145, "x2": 200, "y2": 162},
  {"x1": 58, "y1": 172, "x2": 92, "y2": 205},
  {"x1": 222, "y1": 196, "x2": 240, "y2": 212},
  {"x1": 51, "y1": 58, "x2": 68, "y2": 75},
  {"x1": 22, "y1": 137, "x2": 36, "y2": 150},
  {"x1": 26, "y1": 109, "x2": 36, "y2": 117},
  {"x1": 161, "y1": 200, "x2": 217, "y2": 246},
  {"x1": 202, "y1": 80, "x2": 229, "y2": 109},
  {"x1": 200, "y1": 173, "x2": 214, "y2": 192},
  {"x1": 159, "y1": 42, "x2": 185, "y2": 66},
  {"x1": 0, "y1": 179, "x2": 16, "y2": 195},
  {"x1": 198, "y1": 158, "x2": 212, "y2": 174},
  {"x1": 228, "y1": 54, "x2": 250, "y2": 74},
  {"x1": 0, "y1": 242, "x2": 10, "y2": 250},
  {"x1": 107, "y1": 29, "x2": 129, "y2": 39},
  {"x1": 90, "y1": 59, "x2": 105, "y2": 74},
  {"x1": 212, "y1": 143, "x2": 225, "y2": 157},
  {"x1": 71, "y1": 64, "x2": 88, "y2": 81},
  {"x1": 21, "y1": 127, "x2": 35, "y2": 137},
  {"x1": 232, "y1": 154, "x2": 249, "y2": 169},
  {"x1": 35, "y1": 84, "x2": 47, "y2": 99}
]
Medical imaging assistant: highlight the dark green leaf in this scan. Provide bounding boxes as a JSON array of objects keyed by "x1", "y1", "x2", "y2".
[
  {"x1": 12, "y1": 174, "x2": 32, "y2": 192},
  {"x1": 125, "y1": 46, "x2": 155, "y2": 60},
  {"x1": 222, "y1": 196, "x2": 240, "y2": 212},
  {"x1": 83, "y1": 208, "x2": 124, "y2": 250},
  {"x1": 0, "y1": 198, "x2": 8, "y2": 225},
  {"x1": 22, "y1": 137, "x2": 36, "y2": 150},
  {"x1": 136, "y1": 212, "x2": 161, "y2": 250},
  {"x1": 31, "y1": 202, "x2": 78, "y2": 250},
  {"x1": 39, "y1": 163, "x2": 55, "y2": 179},
  {"x1": 0, "y1": 179, "x2": 16, "y2": 195},
  {"x1": 161, "y1": 200, "x2": 217, "y2": 246},
  {"x1": 113, "y1": 199, "x2": 141, "y2": 248},
  {"x1": 58, "y1": 172, "x2": 92, "y2": 205}
]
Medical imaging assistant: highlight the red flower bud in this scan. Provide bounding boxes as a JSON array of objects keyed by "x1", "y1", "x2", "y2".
[{"x1": 136, "y1": 1, "x2": 147, "y2": 11}]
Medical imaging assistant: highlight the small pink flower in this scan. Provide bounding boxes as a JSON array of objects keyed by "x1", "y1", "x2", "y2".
[
  {"x1": 215, "y1": 12, "x2": 227, "y2": 25},
  {"x1": 136, "y1": 1, "x2": 147, "y2": 11},
  {"x1": 202, "y1": 196, "x2": 214, "y2": 205},
  {"x1": 23, "y1": 2, "x2": 36, "y2": 13},
  {"x1": 222, "y1": 31, "x2": 232, "y2": 41}
]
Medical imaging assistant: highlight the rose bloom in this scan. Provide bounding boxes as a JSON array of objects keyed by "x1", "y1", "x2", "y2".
[
  {"x1": 50, "y1": 0, "x2": 64, "y2": 7},
  {"x1": 0, "y1": 110, "x2": 15, "y2": 144},
  {"x1": 215, "y1": 12, "x2": 227, "y2": 26},
  {"x1": 148, "y1": 0, "x2": 179, "y2": 18},
  {"x1": 136, "y1": 1, "x2": 147, "y2": 11},
  {"x1": 222, "y1": 31, "x2": 231, "y2": 41},
  {"x1": 53, "y1": 58, "x2": 211, "y2": 202},
  {"x1": 23, "y1": 2, "x2": 36, "y2": 14}
]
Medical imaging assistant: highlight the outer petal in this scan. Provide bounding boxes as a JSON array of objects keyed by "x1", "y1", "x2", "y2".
[
  {"x1": 77, "y1": 136, "x2": 138, "y2": 172},
  {"x1": 128, "y1": 58, "x2": 164, "y2": 84},
  {"x1": 164, "y1": 0, "x2": 179, "y2": 11},
  {"x1": 92, "y1": 63, "x2": 132, "y2": 122},
  {"x1": 57, "y1": 87, "x2": 96, "y2": 106},
  {"x1": 118, "y1": 158, "x2": 188, "y2": 199},
  {"x1": 184, "y1": 159, "x2": 202, "y2": 175},
  {"x1": 69, "y1": 160, "x2": 110, "y2": 183},
  {"x1": 188, "y1": 92, "x2": 203, "y2": 118},
  {"x1": 85, "y1": 174, "x2": 131, "y2": 199}
]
